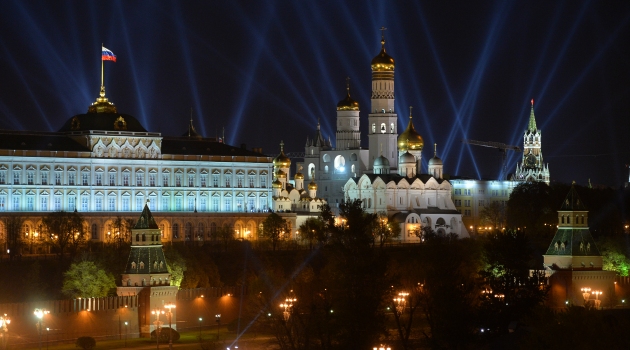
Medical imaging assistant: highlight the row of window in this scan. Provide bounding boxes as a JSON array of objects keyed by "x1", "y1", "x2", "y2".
[
  {"x1": 453, "y1": 189, "x2": 510, "y2": 196},
  {"x1": 0, "y1": 171, "x2": 268, "y2": 188},
  {"x1": 0, "y1": 195, "x2": 269, "y2": 213}
]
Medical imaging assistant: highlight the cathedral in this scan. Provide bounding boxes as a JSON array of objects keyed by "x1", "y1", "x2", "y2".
[{"x1": 292, "y1": 32, "x2": 469, "y2": 240}]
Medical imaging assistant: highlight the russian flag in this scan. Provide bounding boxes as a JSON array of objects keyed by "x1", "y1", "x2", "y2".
[{"x1": 102, "y1": 46, "x2": 116, "y2": 62}]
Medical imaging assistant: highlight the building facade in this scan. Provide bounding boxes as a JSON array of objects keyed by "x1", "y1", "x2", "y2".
[{"x1": 0, "y1": 83, "x2": 279, "y2": 248}]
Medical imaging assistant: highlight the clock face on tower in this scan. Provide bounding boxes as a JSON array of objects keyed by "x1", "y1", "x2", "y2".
[{"x1": 525, "y1": 153, "x2": 536, "y2": 168}]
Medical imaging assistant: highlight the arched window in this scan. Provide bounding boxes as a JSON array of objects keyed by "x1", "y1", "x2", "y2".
[
  {"x1": 561, "y1": 216, "x2": 565, "y2": 224},
  {"x1": 185, "y1": 222, "x2": 193, "y2": 240},
  {"x1": 334, "y1": 155, "x2": 346, "y2": 173},
  {"x1": 173, "y1": 223, "x2": 179, "y2": 239},
  {"x1": 380, "y1": 123, "x2": 386, "y2": 134},
  {"x1": 91, "y1": 224, "x2": 98, "y2": 240}
]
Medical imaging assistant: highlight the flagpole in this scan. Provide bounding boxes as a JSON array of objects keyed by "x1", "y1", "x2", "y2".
[{"x1": 101, "y1": 43, "x2": 104, "y2": 88}]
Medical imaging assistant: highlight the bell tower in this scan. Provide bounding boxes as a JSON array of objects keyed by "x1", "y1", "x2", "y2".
[{"x1": 368, "y1": 27, "x2": 398, "y2": 172}]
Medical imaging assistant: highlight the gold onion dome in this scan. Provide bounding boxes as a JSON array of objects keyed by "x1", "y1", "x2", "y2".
[
  {"x1": 272, "y1": 179, "x2": 282, "y2": 189},
  {"x1": 337, "y1": 78, "x2": 360, "y2": 111},
  {"x1": 295, "y1": 172, "x2": 304, "y2": 180},
  {"x1": 397, "y1": 108, "x2": 424, "y2": 151},
  {"x1": 308, "y1": 180, "x2": 318, "y2": 190},
  {"x1": 276, "y1": 169, "x2": 287, "y2": 179},
  {"x1": 88, "y1": 85, "x2": 117, "y2": 113},
  {"x1": 371, "y1": 37, "x2": 395, "y2": 71},
  {"x1": 273, "y1": 140, "x2": 291, "y2": 167}
]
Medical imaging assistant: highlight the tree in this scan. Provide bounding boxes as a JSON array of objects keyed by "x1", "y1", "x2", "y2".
[
  {"x1": 261, "y1": 213, "x2": 289, "y2": 251},
  {"x1": 478, "y1": 230, "x2": 549, "y2": 335},
  {"x1": 163, "y1": 245, "x2": 186, "y2": 287},
  {"x1": 107, "y1": 216, "x2": 134, "y2": 248},
  {"x1": 62, "y1": 260, "x2": 115, "y2": 298},
  {"x1": 479, "y1": 201, "x2": 506, "y2": 229},
  {"x1": 372, "y1": 213, "x2": 401, "y2": 248},
  {"x1": 599, "y1": 238, "x2": 630, "y2": 276},
  {"x1": 41, "y1": 211, "x2": 87, "y2": 261},
  {"x1": 298, "y1": 217, "x2": 325, "y2": 250},
  {"x1": 506, "y1": 182, "x2": 556, "y2": 234},
  {"x1": 1, "y1": 215, "x2": 25, "y2": 260}
]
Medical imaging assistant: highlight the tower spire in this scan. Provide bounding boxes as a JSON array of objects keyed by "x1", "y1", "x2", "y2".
[
  {"x1": 434, "y1": 143, "x2": 437, "y2": 157},
  {"x1": 380, "y1": 26, "x2": 387, "y2": 48},
  {"x1": 528, "y1": 98, "x2": 537, "y2": 132},
  {"x1": 346, "y1": 76, "x2": 350, "y2": 94},
  {"x1": 409, "y1": 105, "x2": 413, "y2": 119}
]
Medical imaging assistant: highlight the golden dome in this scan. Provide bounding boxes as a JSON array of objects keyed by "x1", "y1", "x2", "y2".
[
  {"x1": 337, "y1": 93, "x2": 360, "y2": 111},
  {"x1": 337, "y1": 78, "x2": 360, "y2": 111},
  {"x1": 272, "y1": 179, "x2": 282, "y2": 189},
  {"x1": 371, "y1": 38, "x2": 395, "y2": 71},
  {"x1": 273, "y1": 140, "x2": 291, "y2": 167},
  {"x1": 276, "y1": 169, "x2": 287, "y2": 179},
  {"x1": 398, "y1": 111, "x2": 424, "y2": 151},
  {"x1": 308, "y1": 180, "x2": 318, "y2": 190},
  {"x1": 295, "y1": 172, "x2": 304, "y2": 180}
]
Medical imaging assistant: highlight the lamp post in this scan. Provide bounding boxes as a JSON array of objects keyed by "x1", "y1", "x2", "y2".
[
  {"x1": 124, "y1": 321, "x2": 128, "y2": 348},
  {"x1": 151, "y1": 308, "x2": 164, "y2": 350},
  {"x1": 280, "y1": 298, "x2": 297, "y2": 322},
  {"x1": 0, "y1": 313, "x2": 10, "y2": 350},
  {"x1": 198, "y1": 317, "x2": 203, "y2": 342},
  {"x1": 215, "y1": 314, "x2": 221, "y2": 340},
  {"x1": 373, "y1": 346, "x2": 391, "y2": 350},
  {"x1": 394, "y1": 292, "x2": 408, "y2": 315},
  {"x1": 164, "y1": 303, "x2": 175, "y2": 350},
  {"x1": 593, "y1": 291, "x2": 602, "y2": 309},
  {"x1": 46, "y1": 328, "x2": 49, "y2": 350},
  {"x1": 33, "y1": 308, "x2": 49, "y2": 350},
  {"x1": 581, "y1": 287, "x2": 591, "y2": 306}
]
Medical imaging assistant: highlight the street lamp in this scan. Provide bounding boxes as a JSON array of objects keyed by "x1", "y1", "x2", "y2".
[
  {"x1": 394, "y1": 292, "x2": 408, "y2": 315},
  {"x1": 33, "y1": 308, "x2": 49, "y2": 350},
  {"x1": 164, "y1": 303, "x2": 176, "y2": 350},
  {"x1": 373, "y1": 346, "x2": 391, "y2": 350},
  {"x1": 581, "y1": 287, "x2": 591, "y2": 306},
  {"x1": 280, "y1": 298, "x2": 297, "y2": 322},
  {"x1": 593, "y1": 291, "x2": 603, "y2": 309},
  {"x1": 151, "y1": 308, "x2": 164, "y2": 350},
  {"x1": 0, "y1": 313, "x2": 10, "y2": 350},
  {"x1": 215, "y1": 314, "x2": 221, "y2": 340},
  {"x1": 124, "y1": 321, "x2": 128, "y2": 348}
]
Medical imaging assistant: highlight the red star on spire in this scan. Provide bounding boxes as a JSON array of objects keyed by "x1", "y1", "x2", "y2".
[{"x1": 531, "y1": 98, "x2": 534, "y2": 106}]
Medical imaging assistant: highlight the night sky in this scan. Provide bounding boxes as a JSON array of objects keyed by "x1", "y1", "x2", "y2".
[{"x1": 1, "y1": 1, "x2": 629, "y2": 187}]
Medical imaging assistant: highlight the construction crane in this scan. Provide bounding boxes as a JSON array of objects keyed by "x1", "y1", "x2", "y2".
[{"x1": 462, "y1": 139, "x2": 522, "y2": 180}]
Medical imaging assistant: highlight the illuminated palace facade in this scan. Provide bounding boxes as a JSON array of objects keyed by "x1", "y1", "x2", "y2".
[
  {"x1": 0, "y1": 85, "x2": 277, "y2": 247},
  {"x1": 292, "y1": 33, "x2": 469, "y2": 240}
]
